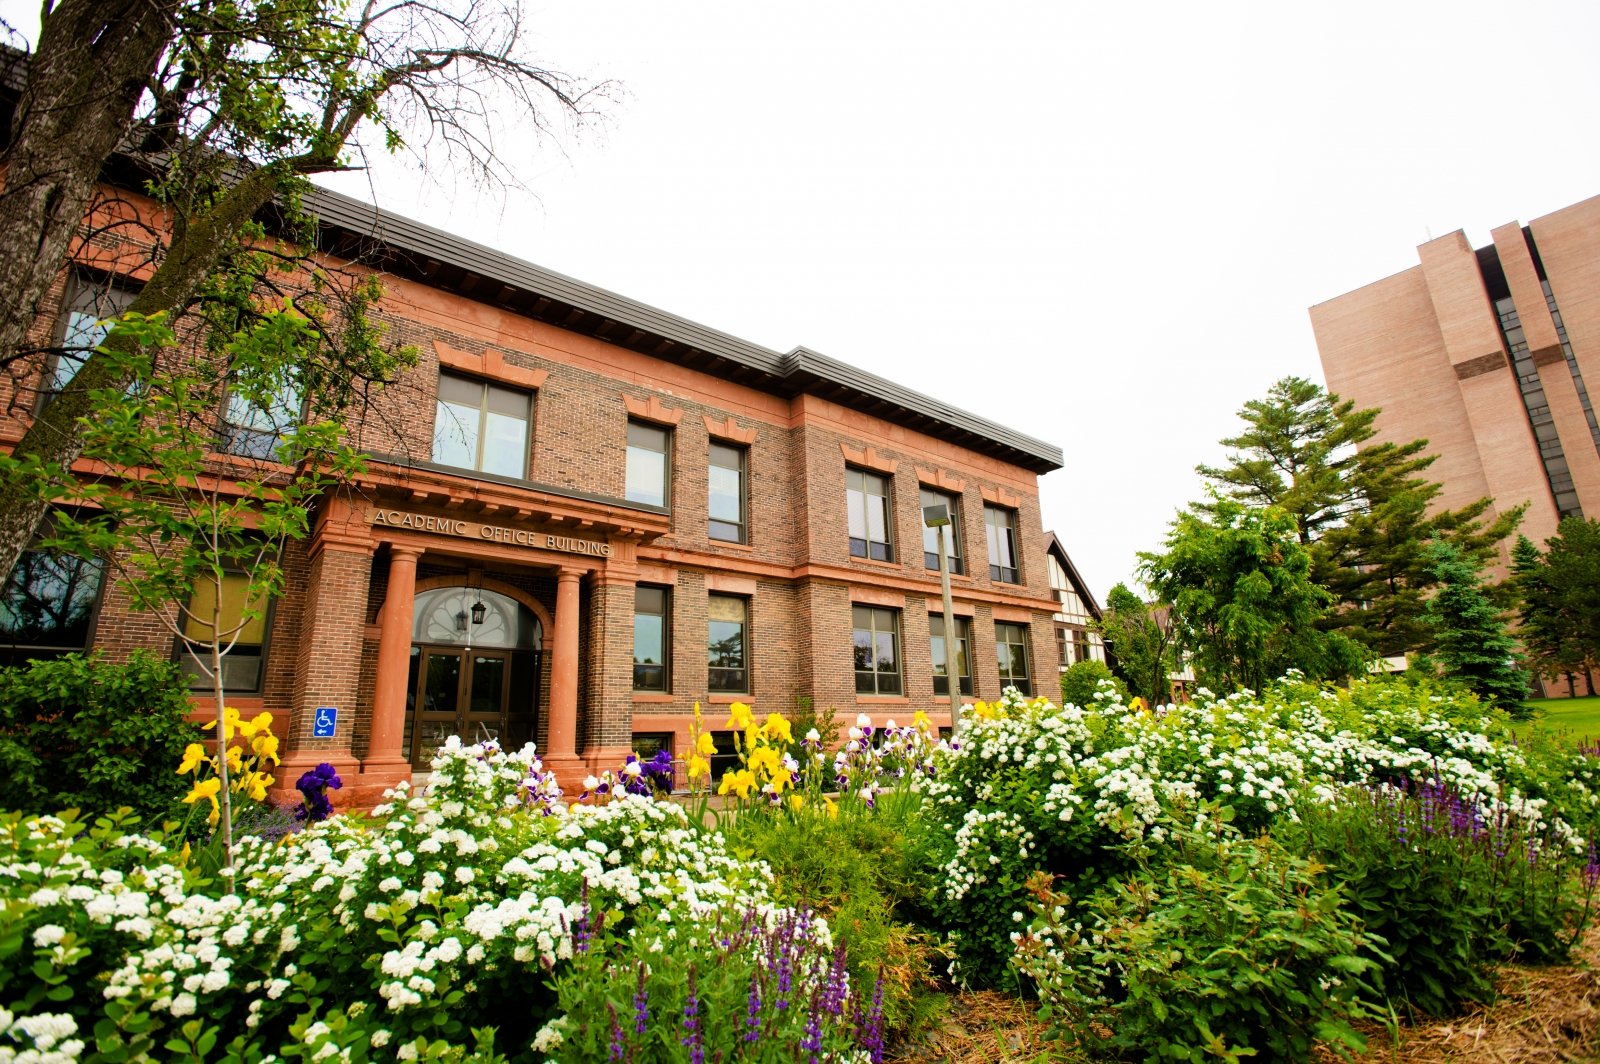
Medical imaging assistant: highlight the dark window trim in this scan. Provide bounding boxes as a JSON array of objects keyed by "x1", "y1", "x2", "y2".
[
  {"x1": 432, "y1": 370, "x2": 535, "y2": 479},
  {"x1": 930, "y1": 613, "x2": 973, "y2": 697},
  {"x1": 847, "y1": 466, "x2": 895, "y2": 562},
  {"x1": 996, "y1": 620, "x2": 1032, "y2": 696},
  {"x1": 174, "y1": 572, "x2": 276, "y2": 697},
  {"x1": 985, "y1": 504, "x2": 1021, "y2": 584},
  {"x1": 708, "y1": 441, "x2": 748, "y2": 544},
  {"x1": 707, "y1": 593, "x2": 749, "y2": 694},
  {"x1": 853, "y1": 605, "x2": 902, "y2": 695},
  {"x1": 625, "y1": 418, "x2": 674, "y2": 510},
  {"x1": 633, "y1": 584, "x2": 671, "y2": 693}
]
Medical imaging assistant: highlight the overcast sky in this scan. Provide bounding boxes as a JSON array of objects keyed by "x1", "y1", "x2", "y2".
[{"x1": 11, "y1": 0, "x2": 1600, "y2": 601}]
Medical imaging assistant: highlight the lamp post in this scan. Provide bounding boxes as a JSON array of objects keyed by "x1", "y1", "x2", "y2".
[{"x1": 923, "y1": 503, "x2": 963, "y2": 741}]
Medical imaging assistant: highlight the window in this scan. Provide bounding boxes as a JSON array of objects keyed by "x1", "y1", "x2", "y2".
[
  {"x1": 46, "y1": 274, "x2": 136, "y2": 402},
  {"x1": 985, "y1": 505, "x2": 1020, "y2": 583},
  {"x1": 223, "y1": 374, "x2": 302, "y2": 460},
  {"x1": 178, "y1": 573, "x2": 268, "y2": 693},
  {"x1": 625, "y1": 421, "x2": 671, "y2": 507},
  {"x1": 996, "y1": 622, "x2": 1032, "y2": 696},
  {"x1": 920, "y1": 488, "x2": 963, "y2": 574},
  {"x1": 0, "y1": 533, "x2": 103, "y2": 670},
  {"x1": 1056, "y1": 628, "x2": 1070, "y2": 668},
  {"x1": 633, "y1": 586, "x2": 670, "y2": 691},
  {"x1": 708, "y1": 442, "x2": 747, "y2": 542},
  {"x1": 852, "y1": 605, "x2": 901, "y2": 695},
  {"x1": 1073, "y1": 630, "x2": 1090, "y2": 666},
  {"x1": 847, "y1": 468, "x2": 893, "y2": 562},
  {"x1": 433, "y1": 373, "x2": 531, "y2": 478},
  {"x1": 632, "y1": 733, "x2": 673, "y2": 760},
  {"x1": 707, "y1": 594, "x2": 748, "y2": 693},
  {"x1": 929, "y1": 614, "x2": 972, "y2": 696}
]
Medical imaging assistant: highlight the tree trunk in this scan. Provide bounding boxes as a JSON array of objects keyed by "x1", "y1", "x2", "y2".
[
  {"x1": 0, "y1": 0, "x2": 176, "y2": 366},
  {"x1": 0, "y1": 161, "x2": 287, "y2": 580}
]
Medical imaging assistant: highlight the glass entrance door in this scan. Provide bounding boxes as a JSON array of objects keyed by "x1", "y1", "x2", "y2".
[{"x1": 410, "y1": 648, "x2": 512, "y2": 768}]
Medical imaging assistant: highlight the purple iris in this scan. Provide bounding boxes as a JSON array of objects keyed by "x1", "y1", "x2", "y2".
[{"x1": 293, "y1": 762, "x2": 342, "y2": 822}]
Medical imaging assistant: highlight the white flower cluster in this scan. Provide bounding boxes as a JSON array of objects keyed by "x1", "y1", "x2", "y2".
[{"x1": 0, "y1": 1009, "x2": 83, "y2": 1064}]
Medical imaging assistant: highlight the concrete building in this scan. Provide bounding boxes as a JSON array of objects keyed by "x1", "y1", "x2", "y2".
[
  {"x1": 1310, "y1": 195, "x2": 1600, "y2": 561},
  {"x1": 0, "y1": 182, "x2": 1065, "y2": 800}
]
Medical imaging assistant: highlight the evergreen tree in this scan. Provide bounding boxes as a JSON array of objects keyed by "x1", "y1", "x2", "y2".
[
  {"x1": 1197, "y1": 377, "x2": 1521, "y2": 658},
  {"x1": 1421, "y1": 542, "x2": 1529, "y2": 714},
  {"x1": 1097, "y1": 583, "x2": 1178, "y2": 704},
  {"x1": 1514, "y1": 521, "x2": 1600, "y2": 696}
]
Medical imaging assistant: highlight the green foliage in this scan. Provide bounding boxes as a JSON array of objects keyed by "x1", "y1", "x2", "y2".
[
  {"x1": 1096, "y1": 583, "x2": 1176, "y2": 704},
  {"x1": 726, "y1": 788, "x2": 945, "y2": 1037},
  {"x1": 0, "y1": 652, "x2": 199, "y2": 825},
  {"x1": 1514, "y1": 519, "x2": 1600, "y2": 695},
  {"x1": 1060, "y1": 659, "x2": 1126, "y2": 708},
  {"x1": 1015, "y1": 813, "x2": 1380, "y2": 1063},
  {"x1": 1284, "y1": 780, "x2": 1594, "y2": 1017},
  {"x1": 1422, "y1": 541, "x2": 1529, "y2": 715},
  {"x1": 1196, "y1": 376, "x2": 1521, "y2": 657},
  {"x1": 1140, "y1": 495, "x2": 1368, "y2": 692}
]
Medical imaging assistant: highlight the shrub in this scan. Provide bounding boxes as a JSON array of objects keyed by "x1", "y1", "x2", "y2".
[
  {"x1": 0, "y1": 651, "x2": 200, "y2": 825},
  {"x1": 1286, "y1": 778, "x2": 1598, "y2": 1016},
  {"x1": 1060, "y1": 660, "x2": 1125, "y2": 708},
  {"x1": 1014, "y1": 812, "x2": 1380, "y2": 1063}
]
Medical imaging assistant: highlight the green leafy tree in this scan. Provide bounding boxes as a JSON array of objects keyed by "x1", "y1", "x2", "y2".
[
  {"x1": 0, "y1": 0, "x2": 608, "y2": 582},
  {"x1": 1061, "y1": 658, "x2": 1127, "y2": 708},
  {"x1": 1197, "y1": 377, "x2": 1521, "y2": 656},
  {"x1": 44, "y1": 267, "x2": 413, "y2": 883},
  {"x1": 1097, "y1": 583, "x2": 1177, "y2": 704},
  {"x1": 1514, "y1": 520, "x2": 1600, "y2": 696},
  {"x1": 1420, "y1": 541, "x2": 1529, "y2": 714},
  {"x1": 1140, "y1": 495, "x2": 1368, "y2": 693}
]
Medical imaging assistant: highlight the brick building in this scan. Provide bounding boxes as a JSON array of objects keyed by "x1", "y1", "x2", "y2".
[
  {"x1": 1310, "y1": 194, "x2": 1600, "y2": 562},
  {"x1": 1044, "y1": 532, "x2": 1106, "y2": 684},
  {"x1": 0, "y1": 183, "x2": 1065, "y2": 798}
]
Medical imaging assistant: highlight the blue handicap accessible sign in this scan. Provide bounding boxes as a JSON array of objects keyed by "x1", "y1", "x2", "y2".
[{"x1": 313, "y1": 707, "x2": 339, "y2": 738}]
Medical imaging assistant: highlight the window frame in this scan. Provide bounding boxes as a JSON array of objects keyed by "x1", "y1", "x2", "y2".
[
  {"x1": 431, "y1": 371, "x2": 534, "y2": 479},
  {"x1": 920, "y1": 488, "x2": 964, "y2": 574},
  {"x1": 707, "y1": 441, "x2": 748, "y2": 543},
  {"x1": 625, "y1": 420, "x2": 673, "y2": 509},
  {"x1": 174, "y1": 571, "x2": 274, "y2": 696},
  {"x1": 222, "y1": 372, "x2": 304, "y2": 461},
  {"x1": 632, "y1": 585, "x2": 671, "y2": 692},
  {"x1": 929, "y1": 613, "x2": 973, "y2": 697},
  {"x1": 0, "y1": 516, "x2": 106, "y2": 669},
  {"x1": 995, "y1": 621, "x2": 1033, "y2": 696},
  {"x1": 44, "y1": 273, "x2": 137, "y2": 406},
  {"x1": 852, "y1": 605, "x2": 902, "y2": 695},
  {"x1": 985, "y1": 505, "x2": 1021, "y2": 583},
  {"x1": 707, "y1": 593, "x2": 749, "y2": 694},
  {"x1": 847, "y1": 467, "x2": 895, "y2": 562}
]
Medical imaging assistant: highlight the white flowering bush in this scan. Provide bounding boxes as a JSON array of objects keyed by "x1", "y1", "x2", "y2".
[
  {"x1": 0, "y1": 738, "x2": 829, "y2": 1062},
  {"x1": 920, "y1": 678, "x2": 1599, "y2": 984}
]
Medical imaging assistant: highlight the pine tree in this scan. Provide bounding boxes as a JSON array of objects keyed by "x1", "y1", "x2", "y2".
[
  {"x1": 1198, "y1": 377, "x2": 1522, "y2": 657},
  {"x1": 1515, "y1": 521, "x2": 1600, "y2": 696},
  {"x1": 1422, "y1": 542, "x2": 1529, "y2": 715}
]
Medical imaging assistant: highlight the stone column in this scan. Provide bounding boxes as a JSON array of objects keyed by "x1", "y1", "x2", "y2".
[
  {"x1": 361, "y1": 545, "x2": 422, "y2": 786},
  {"x1": 543, "y1": 566, "x2": 584, "y2": 785}
]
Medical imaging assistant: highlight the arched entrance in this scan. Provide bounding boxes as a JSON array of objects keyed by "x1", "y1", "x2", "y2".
[{"x1": 403, "y1": 586, "x2": 543, "y2": 768}]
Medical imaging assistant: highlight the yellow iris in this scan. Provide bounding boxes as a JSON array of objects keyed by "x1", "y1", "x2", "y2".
[
  {"x1": 726, "y1": 701, "x2": 754, "y2": 732},
  {"x1": 1129, "y1": 697, "x2": 1149, "y2": 713},
  {"x1": 251, "y1": 732, "x2": 280, "y2": 764},
  {"x1": 760, "y1": 713, "x2": 792, "y2": 744},
  {"x1": 687, "y1": 753, "x2": 711, "y2": 782},
  {"x1": 224, "y1": 745, "x2": 244, "y2": 773},
  {"x1": 183, "y1": 777, "x2": 223, "y2": 825},
  {"x1": 696, "y1": 730, "x2": 718, "y2": 757},
  {"x1": 717, "y1": 768, "x2": 756, "y2": 799},
  {"x1": 244, "y1": 773, "x2": 272, "y2": 802},
  {"x1": 177, "y1": 743, "x2": 208, "y2": 776},
  {"x1": 748, "y1": 744, "x2": 781, "y2": 779},
  {"x1": 912, "y1": 710, "x2": 932, "y2": 733}
]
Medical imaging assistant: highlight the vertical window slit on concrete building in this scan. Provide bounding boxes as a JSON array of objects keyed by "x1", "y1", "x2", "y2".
[
  {"x1": 1542, "y1": 280, "x2": 1600, "y2": 458},
  {"x1": 1492, "y1": 290, "x2": 1582, "y2": 518}
]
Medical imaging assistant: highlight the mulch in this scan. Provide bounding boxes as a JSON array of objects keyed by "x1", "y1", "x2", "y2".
[{"x1": 885, "y1": 928, "x2": 1600, "y2": 1063}]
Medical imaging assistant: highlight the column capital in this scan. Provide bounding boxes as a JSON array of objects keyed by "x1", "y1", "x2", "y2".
[
  {"x1": 557, "y1": 565, "x2": 585, "y2": 582},
  {"x1": 389, "y1": 544, "x2": 425, "y2": 561}
]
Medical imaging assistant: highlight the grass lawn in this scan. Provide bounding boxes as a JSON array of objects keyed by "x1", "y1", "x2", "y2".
[{"x1": 1525, "y1": 695, "x2": 1600, "y2": 744}]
